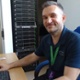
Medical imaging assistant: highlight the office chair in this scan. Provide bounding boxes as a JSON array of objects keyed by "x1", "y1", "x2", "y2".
[
  {"x1": 74, "y1": 26, "x2": 80, "y2": 34},
  {"x1": 34, "y1": 26, "x2": 80, "y2": 79},
  {"x1": 34, "y1": 60, "x2": 49, "y2": 78}
]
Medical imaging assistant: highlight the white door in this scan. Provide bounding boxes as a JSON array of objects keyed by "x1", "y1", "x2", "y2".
[{"x1": 0, "y1": 0, "x2": 13, "y2": 53}]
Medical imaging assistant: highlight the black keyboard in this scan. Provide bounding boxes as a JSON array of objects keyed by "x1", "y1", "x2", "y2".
[{"x1": 0, "y1": 71, "x2": 11, "y2": 80}]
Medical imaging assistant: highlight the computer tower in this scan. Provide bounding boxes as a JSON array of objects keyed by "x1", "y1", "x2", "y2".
[{"x1": 10, "y1": 0, "x2": 38, "y2": 72}]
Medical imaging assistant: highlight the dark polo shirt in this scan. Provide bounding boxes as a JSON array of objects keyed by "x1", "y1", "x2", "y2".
[{"x1": 35, "y1": 27, "x2": 80, "y2": 79}]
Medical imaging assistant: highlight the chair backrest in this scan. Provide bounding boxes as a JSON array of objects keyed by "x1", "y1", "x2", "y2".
[
  {"x1": 74, "y1": 26, "x2": 80, "y2": 34},
  {"x1": 34, "y1": 60, "x2": 49, "y2": 78},
  {"x1": 74, "y1": 26, "x2": 80, "y2": 76}
]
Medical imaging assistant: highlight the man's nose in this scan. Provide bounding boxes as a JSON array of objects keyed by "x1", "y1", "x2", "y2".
[{"x1": 47, "y1": 17, "x2": 52, "y2": 23}]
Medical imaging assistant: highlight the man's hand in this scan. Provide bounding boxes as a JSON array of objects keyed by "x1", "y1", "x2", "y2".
[{"x1": 0, "y1": 63, "x2": 10, "y2": 71}]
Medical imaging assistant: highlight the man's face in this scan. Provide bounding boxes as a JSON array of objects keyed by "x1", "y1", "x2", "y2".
[{"x1": 42, "y1": 5, "x2": 66, "y2": 34}]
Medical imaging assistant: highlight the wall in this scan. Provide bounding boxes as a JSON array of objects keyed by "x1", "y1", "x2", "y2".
[
  {"x1": 0, "y1": 21, "x2": 2, "y2": 53},
  {"x1": 58, "y1": 0, "x2": 80, "y2": 30},
  {"x1": 0, "y1": 0, "x2": 13, "y2": 53},
  {"x1": 0, "y1": 0, "x2": 3, "y2": 53}
]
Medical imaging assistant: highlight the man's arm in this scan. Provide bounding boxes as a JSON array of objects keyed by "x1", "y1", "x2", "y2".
[
  {"x1": 54, "y1": 66, "x2": 80, "y2": 80},
  {"x1": 0, "y1": 52, "x2": 40, "y2": 71}
]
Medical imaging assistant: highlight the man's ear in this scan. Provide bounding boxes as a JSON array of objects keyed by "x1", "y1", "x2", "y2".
[{"x1": 62, "y1": 14, "x2": 66, "y2": 22}]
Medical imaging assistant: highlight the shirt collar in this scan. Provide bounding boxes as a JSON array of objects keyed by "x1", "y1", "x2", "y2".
[{"x1": 47, "y1": 26, "x2": 68, "y2": 46}]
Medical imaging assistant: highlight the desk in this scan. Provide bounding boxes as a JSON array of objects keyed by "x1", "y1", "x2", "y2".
[{"x1": 0, "y1": 53, "x2": 27, "y2": 80}]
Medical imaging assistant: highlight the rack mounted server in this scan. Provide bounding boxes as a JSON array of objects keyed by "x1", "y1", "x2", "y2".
[{"x1": 11, "y1": 0, "x2": 38, "y2": 71}]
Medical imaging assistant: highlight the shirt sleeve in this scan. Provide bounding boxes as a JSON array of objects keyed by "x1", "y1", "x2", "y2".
[
  {"x1": 35, "y1": 38, "x2": 45, "y2": 57},
  {"x1": 65, "y1": 34, "x2": 80, "y2": 68}
]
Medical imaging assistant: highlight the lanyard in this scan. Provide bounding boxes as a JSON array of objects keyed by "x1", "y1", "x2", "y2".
[{"x1": 50, "y1": 46, "x2": 59, "y2": 65}]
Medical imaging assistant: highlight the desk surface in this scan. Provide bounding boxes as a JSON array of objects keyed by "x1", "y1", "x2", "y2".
[{"x1": 0, "y1": 53, "x2": 27, "y2": 80}]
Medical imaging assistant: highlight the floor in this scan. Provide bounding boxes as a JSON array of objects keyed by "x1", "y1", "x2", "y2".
[{"x1": 25, "y1": 65, "x2": 48, "y2": 80}]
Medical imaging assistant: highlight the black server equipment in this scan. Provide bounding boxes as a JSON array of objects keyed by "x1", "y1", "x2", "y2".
[{"x1": 10, "y1": 0, "x2": 38, "y2": 72}]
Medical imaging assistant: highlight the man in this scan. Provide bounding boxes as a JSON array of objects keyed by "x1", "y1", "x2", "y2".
[{"x1": 0, "y1": 1, "x2": 80, "y2": 80}]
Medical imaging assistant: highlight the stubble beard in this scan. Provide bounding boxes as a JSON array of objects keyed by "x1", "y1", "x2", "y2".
[
  {"x1": 47, "y1": 24, "x2": 59, "y2": 35},
  {"x1": 50, "y1": 29, "x2": 59, "y2": 35}
]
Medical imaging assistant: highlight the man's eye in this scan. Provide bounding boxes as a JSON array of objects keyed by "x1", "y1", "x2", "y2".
[
  {"x1": 51, "y1": 15, "x2": 56, "y2": 18},
  {"x1": 50, "y1": 13, "x2": 56, "y2": 18},
  {"x1": 42, "y1": 17, "x2": 47, "y2": 20}
]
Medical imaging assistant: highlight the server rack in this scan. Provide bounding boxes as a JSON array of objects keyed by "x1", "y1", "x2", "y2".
[{"x1": 10, "y1": 0, "x2": 38, "y2": 71}]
